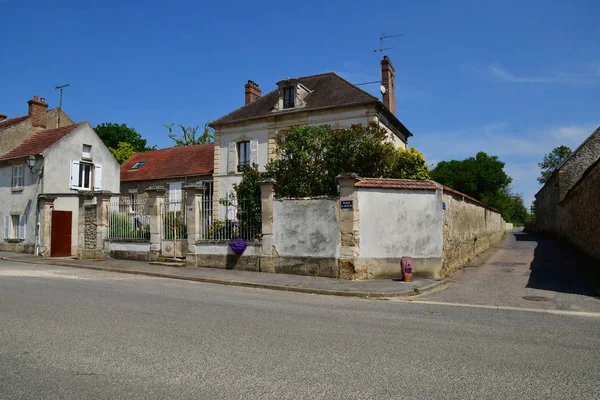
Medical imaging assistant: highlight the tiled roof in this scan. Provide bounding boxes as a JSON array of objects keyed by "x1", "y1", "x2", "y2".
[
  {"x1": 0, "y1": 116, "x2": 29, "y2": 130},
  {"x1": 0, "y1": 123, "x2": 83, "y2": 161},
  {"x1": 121, "y1": 143, "x2": 214, "y2": 181},
  {"x1": 355, "y1": 178, "x2": 439, "y2": 190},
  {"x1": 211, "y1": 73, "x2": 379, "y2": 126}
]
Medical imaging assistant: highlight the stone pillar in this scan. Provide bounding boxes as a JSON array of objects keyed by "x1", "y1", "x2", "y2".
[
  {"x1": 77, "y1": 191, "x2": 94, "y2": 258},
  {"x1": 183, "y1": 183, "x2": 204, "y2": 254},
  {"x1": 336, "y1": 173, "x2": 361, "y2": 279},
  {"x1": 37, "y1": 195, "x2": 56, "y2": 257},
  {"x1": 259, "y1": 179, "x2": 276, "y2": 273},
  {"x1": 146, "y1": 186, "x2": 166, "y2": 254},
  {"x1": 95, "y1": 191, "x2": 112, "y2": 256}
]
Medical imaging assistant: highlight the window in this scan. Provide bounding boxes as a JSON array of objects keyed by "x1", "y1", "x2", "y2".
[
  {"x1": 82, "y1": 144, "x2": 92, "y2": 159},
  {"x1": 237, "y1": 141, "x2": 250, "y2": 171},
  {"x1": 4, "y1": 214, "x2": 26, "y2": 241},
  {"x1": 283, "y1": 87, "x2": 295, "y2": 109},
  {"x1": 78, "y1": 163, "x2": 93, "y2": 190},
  {"x1": 131, "y1": 160, "x2": 146, "y2": 170},
  {"x1": 128, "y1": 189, "x2": 138, "y2": 213},
  {"x1": 12, "y1": 164, "x2": 24, "y2": 188}
]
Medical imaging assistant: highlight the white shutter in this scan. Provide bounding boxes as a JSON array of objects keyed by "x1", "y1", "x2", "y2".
[
  {"x1": 250, "y1": 139, "x2": 258, "y2": 166},
  {"x1": 70, "y1": 160, "x2": 80, "y2": 189},
  {"x1": 94, "y1": 164, "x2": 103, "y2": 190},
  {"x1": 227, "y1": 142, "x2": 237, "y2": 173},
  {"x1": 19, "y1": 214, "x2": 26, "y2": 240},
  {"x1": 3, "y1": 216, "x2": 9, "y2": 240}
]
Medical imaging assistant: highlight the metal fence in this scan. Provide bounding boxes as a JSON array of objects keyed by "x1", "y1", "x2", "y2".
[
  {"x1": 199, "y1": 196, "x2": 261, "y2": 242},
  {"x1": 108, "y1": 200, "x2": 150, "y2": 240},
  {"x1": 161, "y1": 199, "x2": 187, "y2": 240}
]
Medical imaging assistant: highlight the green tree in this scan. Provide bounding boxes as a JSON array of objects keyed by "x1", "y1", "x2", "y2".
[
  {"x1": 266, "y1": 123, "x2": 430, "y2": 198},
  {"x1": 165, "y1": 122, "x2": 214, "y2": 146},
  {"x1": 538, "y1": 145, "x2": 572, "y2": 184},
  {"x1": 530, "y1": 199, "x2": 537, "y2": 220},
  {"x1": 432, "y1": 152, "x2": 512, "y2": 201},
  {"x1": 233, "y1": 164, "x2": 262, "y2": 240},
  {"x1": 109, "y1": 142, "x2": 136, "y2": 164},
  {"x1": 94, "y1": 122, "x2": 154, "y2": 153}
]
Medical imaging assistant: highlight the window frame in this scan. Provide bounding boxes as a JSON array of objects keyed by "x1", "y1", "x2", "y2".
[
  {"x1": 283, "y1": 87, "x2": 295, "y2": 109},
  {"x1": 77, "y1": 162, "x2": 93, "y2": 190},
  {"x1": 11, "y1": 164, "x2": 24, "y2": 189},
  {"x1": 237, "y1": 141, "x2": 251, "y2": 172}
]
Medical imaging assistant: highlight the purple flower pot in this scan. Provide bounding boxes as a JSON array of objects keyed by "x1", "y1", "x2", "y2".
[{"x1": 229, "y1": 238, "x2": 247, "y2": 255}]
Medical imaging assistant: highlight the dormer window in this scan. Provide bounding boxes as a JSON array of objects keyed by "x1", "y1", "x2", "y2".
[{"x1": 283, "y1": 87, "x2": 295, "y2": 109}]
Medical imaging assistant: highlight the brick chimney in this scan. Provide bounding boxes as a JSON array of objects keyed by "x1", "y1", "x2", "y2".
[
  {"x1": 245, "y1": 80, "x2": 261, "y2": 105},
  {"x1": 381, "y1": 56, "x2": 396, "y2": 115},
  {"x1": 28, "y1": 95, "x2": 49, "y2": 128}
]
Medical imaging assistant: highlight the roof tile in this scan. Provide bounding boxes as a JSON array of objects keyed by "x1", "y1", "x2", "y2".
[
  {"x1": 0, "y1": 123, "x2": 83, "y2": 161},
  {"x1": 120, "y1": 144, "x2": 214, "y2": 181},
  {"x1": 0, "y1": 116, "x2": 29, "y2": 130},
  {"x1": 355, "y1": 178, "x2": 438, "y2": 190}
]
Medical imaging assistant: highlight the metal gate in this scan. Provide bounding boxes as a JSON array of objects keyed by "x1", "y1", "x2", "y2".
[{"x1": 160, "y1": 198, "x2": 187, "y2": 258}]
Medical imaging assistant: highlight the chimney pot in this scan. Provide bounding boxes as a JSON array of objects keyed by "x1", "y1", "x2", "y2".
[
  {"x1": 40, "y1": 97, "x2": 45, "y2": 103},
  {"x1": 245, "y1": 80, "x2": 262, "y2": 105},
  {"x1": 33, "y1": 95, "x2": 39, "y2": 101}
]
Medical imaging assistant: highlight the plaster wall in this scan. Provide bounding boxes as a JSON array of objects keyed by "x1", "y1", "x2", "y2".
[
  {"x1": 43, "y1": 123, "x2": 120, "y2": 194},
  {"x1": 357, "y1": 188, "x2": 443, "y2": 278}
]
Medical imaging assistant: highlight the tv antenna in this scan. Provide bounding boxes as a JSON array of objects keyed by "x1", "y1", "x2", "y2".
[
  {"x1": 372, "y1": 33, "x2": 404, "y2": 58},
  {"x1": 55, "y1": 83, "x2": 70, "y2": 126}
]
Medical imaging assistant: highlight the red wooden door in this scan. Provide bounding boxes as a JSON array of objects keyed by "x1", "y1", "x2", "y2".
[{"x1": 51, "y1": 210, "x2": 72, "y2": 257}]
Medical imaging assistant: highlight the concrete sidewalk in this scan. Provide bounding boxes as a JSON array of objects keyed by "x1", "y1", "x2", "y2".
[{"x1": 0, "y1": 252, "x2": 441, "y2": 298}]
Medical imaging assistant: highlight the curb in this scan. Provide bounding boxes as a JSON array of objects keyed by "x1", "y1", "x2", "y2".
[{"x1": 1, "y1": 257, "x2": 446, "y2": 299}]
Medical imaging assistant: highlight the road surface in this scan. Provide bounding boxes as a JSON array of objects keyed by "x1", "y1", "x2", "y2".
[{"x1": 1, "y1": 260, "x2": 598, "y2": 399}]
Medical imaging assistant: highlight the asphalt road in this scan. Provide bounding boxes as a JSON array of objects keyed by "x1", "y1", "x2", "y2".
[{"x1": 1, "y1": 261, "x2": 599, "y2": 399}]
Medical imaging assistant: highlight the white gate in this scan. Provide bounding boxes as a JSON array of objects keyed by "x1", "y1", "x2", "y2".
[{"x1": 160, "y1": 198, "x2": 187, "y2": 258}]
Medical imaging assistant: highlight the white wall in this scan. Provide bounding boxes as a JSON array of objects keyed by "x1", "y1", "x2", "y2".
[
  {"x1": 273, "y1": 198, "x2": 340, "y2": 258},
  {"x1": 43, "y1": 123, "x2": 120, "y2": 194},
  {"x1": 357, "y1": 188, "x2": 443, "y2": 258}
]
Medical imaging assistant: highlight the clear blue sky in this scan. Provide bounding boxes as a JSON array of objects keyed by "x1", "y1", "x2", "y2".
[{"x1": 2, "y1": 0, "x2": 599, "y2": 206}]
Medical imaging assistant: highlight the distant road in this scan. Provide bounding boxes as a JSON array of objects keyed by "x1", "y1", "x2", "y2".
[{"x1": 1, "y1": 261, "x2": 598, "y2": 399}]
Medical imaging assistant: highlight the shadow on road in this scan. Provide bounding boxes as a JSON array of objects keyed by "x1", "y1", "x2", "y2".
[{"x1": 519, "y1": 230, "x2": 600, "y2": 298}]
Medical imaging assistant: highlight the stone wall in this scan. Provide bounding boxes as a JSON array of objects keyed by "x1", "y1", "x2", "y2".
[
  {"x1": 84, "y1": 205, "x2": 97, "y2": 249},
  {"x1": 536, "y1": 127, "x2": 600, "y2": 234},
  {"x1": 442, "y1": 190, "x2": 505, "y2": 277},
  {"x1": 557, "y1": 159, "x2": 600, "y2": 261}
]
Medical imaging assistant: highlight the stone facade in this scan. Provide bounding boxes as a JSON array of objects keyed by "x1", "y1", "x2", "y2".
[
  {"x1": 557, "y1": 159, "x2": 600, "y2": 261},
  {"x1": 120, "y1": 174, "x2": 212, "y2": 206},
  {"x1": 84, "y1": 205, "x2": 98, "y2": 249},
  {"x1": 442, "y1": 190, "x2": 505, "y2": 277},
  {"x1": 536, "y1": 127, "x2": 600, "y2": 234}
]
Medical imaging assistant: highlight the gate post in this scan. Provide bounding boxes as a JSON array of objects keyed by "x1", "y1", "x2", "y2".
[
  {"x1": 259, "y1": 179, "x2": 276, "y2": 273},
  {"x1": 146, "y1": 186, "x2": 167, "y2": 255},
  {"x1": 37, "y1": 195, "x2": 56, "y2": 257},
  {"x1": 95, "y1": 191, "x2": 112, "y2": 257},
  {"x1": 183, "y1": 183, "x2": 204, "y2": 260},
  {"x1": 77, "y1": 191, "x2": 94, "y2": 259},
  {"x1": 336, "y1": 173, "x2": 361, "y2": 279}
]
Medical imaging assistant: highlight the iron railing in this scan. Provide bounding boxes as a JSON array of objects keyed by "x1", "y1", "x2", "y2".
[
  {"x1": 199, "y1": 197, "x2": 261, "y2": 242},
  {"x1": 161, "y1": 199, "x2": 187, "y2": 240},
  {"x1": 108, "y1": 200, "x2": 150, "y2": 240}
]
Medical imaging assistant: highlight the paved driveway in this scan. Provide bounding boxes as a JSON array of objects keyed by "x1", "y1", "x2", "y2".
[{"x1": 420, "y1": 229, "x2": 600, "y2": 313}]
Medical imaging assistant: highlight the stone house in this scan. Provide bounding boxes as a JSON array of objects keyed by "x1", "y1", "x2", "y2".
[
  {"x1": 535, "y1": 126, "x2": 600, "y2": 234},
  {"x1": 0, "y1": 121, "x2": 120, "y2": 256},
  {"x1": 0, "y1": 95, "x2": 73, "y2": 157},
  {"x1": 209, "y1": 56, "x2": 413, "y2": 216},
  {"x1": 119, "y1": 143, "x2": 215, "y2": 211}
]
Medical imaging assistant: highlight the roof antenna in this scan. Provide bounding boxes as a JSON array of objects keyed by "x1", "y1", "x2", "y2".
[
  {"x1": 55, "y1": 83, "x2": 70, "y2": 127},
  {"x1": 372, "y1": 33, "x2": 404, "y2": 59}
]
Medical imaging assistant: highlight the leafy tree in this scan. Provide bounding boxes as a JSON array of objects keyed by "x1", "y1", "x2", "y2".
[
  {"x1": 109, "y1": 142, "x2": 136, "y2": 164},
  {"x1": 165, "y1": 122, "x2": 214, "y2": 146},
  {"x1": 538, "y1": 145, "x2": 572, "y2": 184},
  {"x1": 530, "y1": 200, "x2": 537, "y2": 220},
  {"x1": 94, "y1": 123, "x2": 154, "y2": 153},
  {"x1": 265, "y1": 123, "x2": 430, "y2": 198},
  {"x1": 432, "y1": 152, "x2": 512, "y2": 201}
]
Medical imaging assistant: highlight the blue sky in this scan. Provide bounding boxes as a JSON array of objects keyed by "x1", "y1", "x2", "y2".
[{"x1": 2, "y1": 0, "x2": 599, "y2": 206}]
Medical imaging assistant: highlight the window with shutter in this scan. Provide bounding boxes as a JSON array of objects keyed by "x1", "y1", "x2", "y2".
[
  {"x1": 3, "y1": 216, "x2": 9, "y2": 240},
  {"x1": 227, "y1": 142, "x2": 237, "y2": 174},
  {"x1": 19, "y1": 214, "x2": 26, "y2": 240},
  {"x1": 12, "y1": 165, "x2": 24, "y2": 188}
]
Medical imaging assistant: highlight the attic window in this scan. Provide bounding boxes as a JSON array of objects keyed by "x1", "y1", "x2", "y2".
[
  {"x1": 131, "y1": 161, "x2": 146, "y2": 170},
  {"x1": 283, "y1": 87, "x2": 295, "y2": 109}
]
